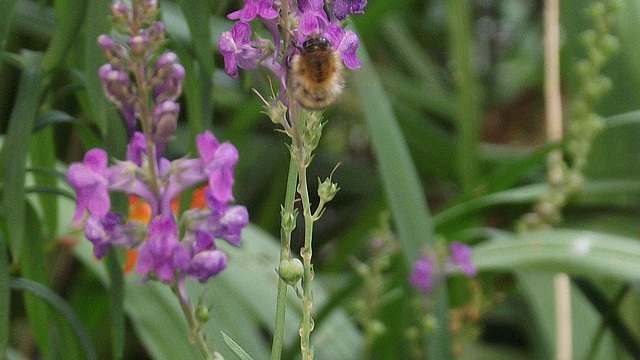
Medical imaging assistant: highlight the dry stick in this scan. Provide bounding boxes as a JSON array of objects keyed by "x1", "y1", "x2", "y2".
[{"x1": 543, "y1": 0, "x2": 572, "y2": 359}]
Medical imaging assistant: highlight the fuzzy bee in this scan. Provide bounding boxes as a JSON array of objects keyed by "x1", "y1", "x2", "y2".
[{"x1": 288, "y1": 37, "x2": 344, "y2": 110}]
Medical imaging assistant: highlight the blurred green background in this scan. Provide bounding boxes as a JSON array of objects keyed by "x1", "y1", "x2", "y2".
[{"x1": 4, "y1": 0, "x2": 640, "y2": 359}]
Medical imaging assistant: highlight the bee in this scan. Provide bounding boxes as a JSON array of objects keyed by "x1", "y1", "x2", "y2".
[{"x1": 288, "y1": 37, "x2": 344, "y2": 110}]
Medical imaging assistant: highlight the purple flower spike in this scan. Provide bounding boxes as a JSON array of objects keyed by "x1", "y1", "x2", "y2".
[
  {"x1": 68, "y1": 148, "x2": 111, "y2": 225},
  {"x1": 219, "y1": 22, "x2": 266, "y2": 79},
  {"x1": 188, "y1": 250, "x2": 227, "y2": 282},
  {"x1": 410, "y1": 255, "x2": 435, "y2": 293},
  {"x1": 450, "y1": 242, "x2": 477, "y2": 277},
  {"x1": 197, "y1": 131, "x2": 239, "y2": 209},
  {"x1": 227, "y1": 0, "x2": 278, "y2": 21},
  {"x1": 137, "y1": 216, "x2": 190, "y2": 282}
]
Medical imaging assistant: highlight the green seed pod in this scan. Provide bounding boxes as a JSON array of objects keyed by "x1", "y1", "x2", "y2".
[{"x1": 279, "y1": 258, "x2": 304, "y2": 286}]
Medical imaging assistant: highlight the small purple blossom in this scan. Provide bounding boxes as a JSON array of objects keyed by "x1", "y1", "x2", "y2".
[
  {"x1": 330, "y1": 0, "x2": 367, "y2": 21},
  {"x1": 410, "y1": 254, "x2": 435, "y2": 293},
  {"x1": 188, "y1": 250, "x2": 227, "y2": 282},
  {"x1": 137, "y1": 216, "x2": 190, "y2": 282},
  {"x1": 410, "y1": 242, "x2": 477, "y2": 294},
  {"x1": 227, "y1": 0, "x2": 279, "y2": 21},
  {"x1": 85, "y1": 213, "x2": 140, "y2": 259},
  {"x1": 450, "y1": 242, "x2": 477, "y2": 277},
  {"x1": 68, "y1": 149, "x2": 111, "y2": 225},
  {"x1": 219, "y1": 22, "x2": 266, "y2": 79},
  {"x1": 197, "y1": 130, "x2": 239, "y2": 210},
  {"x1": 324, "y1": 24, "x2": 361, "y2": 69}
]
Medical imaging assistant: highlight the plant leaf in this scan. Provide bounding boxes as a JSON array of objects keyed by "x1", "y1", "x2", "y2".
[{"x1": 221, "y1": 332, "x2": 255, "y2": 360}]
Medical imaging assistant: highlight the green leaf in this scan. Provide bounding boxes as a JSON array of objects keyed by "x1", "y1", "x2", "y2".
[
  {"x1": 29, "y1": 127, "x2": 58, "y2": 237},
  {"x1": 20, "y1": 203, "x2": 51, "y2": 357},
  {"x1": 221, "y1": 332, "x2": 255, "y2": 360},
  {"x1": 0, "y1": 0, "x2": 18, "y2": 51},
  {"x1": 473, "y1": 229, "x2": 640, "y2": 280},
  {"x1": 0, "y1": 63, "x2": 42, "y2": 275},
  {"x1": 0, "y1": 232, "x2": 9, "y2": 359},
  {"x1": 41, "y1": 0, "x2": 88, "y2": 71},
  {"x1": 176, "y1": 0, "x2": 215, "y2": 76},
  {"x1": 10, "y1": 277, "x2": 98, "y2": 360},
  {"x1": 352, "y1": 28, "x2": 451, "y2": 360},
  {"x1": 81, "y1": 0, "x2": 111, "y2": 135},
  {"x1": 105, "y1": 251, "x2": 125, "y2": 360}
]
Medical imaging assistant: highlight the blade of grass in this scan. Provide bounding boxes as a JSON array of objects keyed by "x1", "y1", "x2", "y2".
[
  {"x1": 105, "y1": 251, "x2": 124, "y2": 360},
  {"x1": 0, "y1": 0, "x2": 18, "y2": 50},
  {"x1": 352, "y1": 28, "x2": 452, "y2": 360},
  {"x1": 0, "y1": 232, "x2": 9, "y2": 358},
  {"x1": 572, "y1": 279, "x2": 640, "y2": 358},
  {"x1": 41, "y1": 0, "x2": 87, "y2": 72},
  {"x1": 11, "y1": 277, "x2": 97, "y2": 360},
  {"x1": 21, "y1": 203, "x2": 51, "y2": 357},
  {"x1": 0, "y1": 63, "x2": 42, "y2": 260},
  {"x1": 222, "y1": 332, "x2": 255, "y2": 360},
  {"x1": 176, "y1": 0, "x2": 215, "y2": 76},
  {"x1": 81, "y1": 0, "x2": 111, "y2": 135},
  {"x1": 445, "y1": 0, "x2": 483, "y2": 193},
  {"x1": 29, "y1": 127, "x2": 58, "y2": 238}
]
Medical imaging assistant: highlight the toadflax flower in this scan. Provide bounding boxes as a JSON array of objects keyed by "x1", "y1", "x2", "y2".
[{"x1": 410, "y1": 242, "x2": 477, "y2": 294}]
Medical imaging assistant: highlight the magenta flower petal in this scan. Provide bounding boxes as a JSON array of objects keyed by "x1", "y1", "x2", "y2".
[
  {"x1": 338, "y1": 30, "x2": 361, "y2": 69},
  {"x1": 450, "y1": 242, "x2": 477, "y2": 277},
  {"x1": 67, "y1": 148, "x2": 110, "y2": 224},
  {"x1": 188, "y1": 250, "x2": 227, "y2": 282},
  {"x1": 137, "y1": 216, "x2": 189, "y2": 282},
  {"x1": 410, "y1": 255, "x2": 435, "y2": 293}
]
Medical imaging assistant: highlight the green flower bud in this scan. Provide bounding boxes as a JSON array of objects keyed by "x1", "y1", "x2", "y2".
[
  {"x1": 281, "y1": 207, "x2": 297, "y2": 233},
  {"x1": 318, "y1": 177, "x2": 340, "y2": 202},
  {"x1": 367, "y1": 320, "x2": 385, "y2": 337},
  {"x1": 600, "y1": 34, "x2": 620, "y2": 55},
  {"x1": 589, "y1": 2, "x2": 606, "y2": 19},
  {"x1": 279, "y1": 258, "x2": 304, "y2": 286},
  {"x1": 580, "y1": 29, "x2": 597, "y2": 48},
  {"x1": 575, "y1": 59, "x2": 592, "y2": 79},
  {"x1": 196, "y1": 303, "x2": 211, "y2": 324}
]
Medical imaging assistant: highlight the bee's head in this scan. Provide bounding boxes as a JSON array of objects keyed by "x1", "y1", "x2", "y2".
[{"x1": 302, "y1": 37, "x2": 332, "y2": 53}]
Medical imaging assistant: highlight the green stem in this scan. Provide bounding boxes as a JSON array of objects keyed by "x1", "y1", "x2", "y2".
[
  {"x1": 297, "y1": 160, "x2": 315, "y2": 360},
  {"x1": 175, "y1": 285, "x2": 215, "y2": 360},
  {"x1": 270, "y1": 157, "x2": 298, "y2": 360}
]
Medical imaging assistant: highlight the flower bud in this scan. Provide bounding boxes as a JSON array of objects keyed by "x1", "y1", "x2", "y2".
[
  {"x1": 600, "y1": 34, "x2": 620, "y2": 55},
  {"x1": 144, "y1": 0, "x2": 159, "y2": 19},
  {"x1": 196, "y1": 303, "x2": 211, "y2": 323},
  {"x1": 128, "y1": 35, "x2": 149, "y2": 58},
  {"x1": 279, "y1": 258, "x2": 304, "y2": 286},
  {"x1": 145, "y1": 22, "x2": 166, "y2": 45},
  {"x1": 589, "y1": 2, "x2": 606, "y2": 20},
  {"x1": 111, "y1": 2, "x2": 129, "y2": 23},
  {"x1": 580, "y1": 29, "x2": 597, "y2": 48},
  {"x1": 98, "y1": 35, "x2": 128, "y2": 65},
  {"x1": 281, "y1": 207, "x2": 297, "y2": 232},
  {"x1": 153, "y1": 101, "x2": 180, "y2": 139},
  {"x1": 318, "y1": 177, "x2": 340, "y2": 202}
]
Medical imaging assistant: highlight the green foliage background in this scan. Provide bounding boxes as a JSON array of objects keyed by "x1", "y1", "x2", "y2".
[{"x1": 3, "y1": 0, "x2": 640, "y2": 359}]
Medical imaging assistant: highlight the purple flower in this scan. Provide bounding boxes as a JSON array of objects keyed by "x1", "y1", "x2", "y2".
[
  {"x1": 160, "y1": 158, "x2": 206, "y2": 215},
  {"x1": 330, "y1": 0, "x2": 367, "y2": 21},
  {"x1": 202, "y1": 190, "x2": 249, "y2": 246},
  {"x1": 188, "y1": 250, "x2": 227, "y2": 282},
  {"x1": 410, "y1": 254, "x2": 435, "y2": 293},
  {"x1": 219, "y1": 22, "x2": 267, "y2": 78},
  {"x1": 197, "y1": 130, "x2": 239, "y2": 210},
  {"x1": 297, "y1": 0, "x2": 329, "y2": 37},
  {"x1": 85, "y1": 213, "x2": 140, "y2": 259},
  {"x1": 68, "y1": 149, "x2": 111, "y2": 225},
  {"x1": 449, "y1": 242, "x2": 477, "y2": 277},
  {"x1": 324, "y1": 24, "x2": 361, "y2": 69},
  {"x1": 137, "y1": 216, "x2": 190, "y2": 282},
  {"x1": 227, "y1": 0, "x2": 278, "y2": 21}
]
